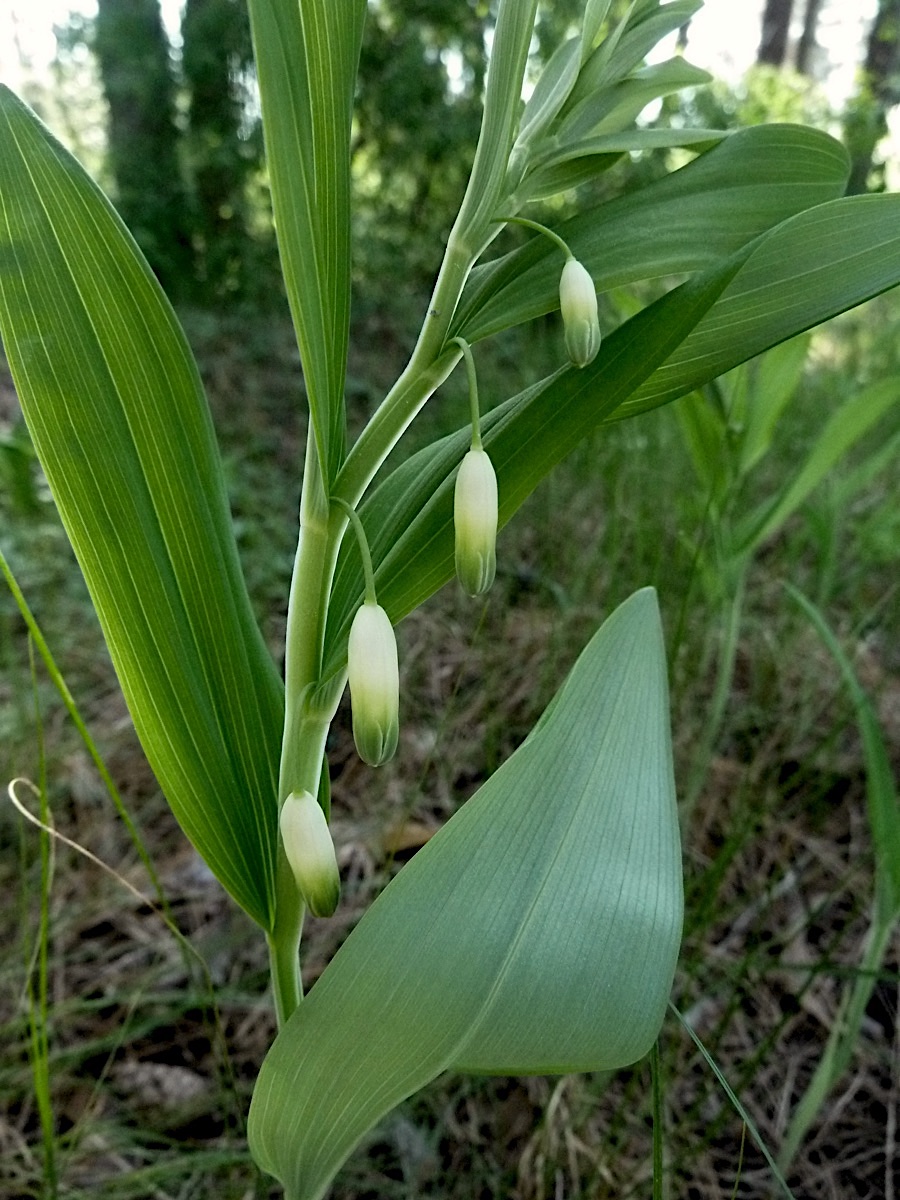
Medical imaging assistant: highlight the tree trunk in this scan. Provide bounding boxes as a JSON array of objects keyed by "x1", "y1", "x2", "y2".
[
  {"x1": 181, "y1": 0, "x2": 255, "y2": 303},
  {"x1": 844, "y1": 0, "x2": 900, "y2": 194},
  {"x1": 757, "y1": 0, "x2": 794, "y2": 66},
  {"x1": 795, "y1": 0, "x2": 824, "y2": 75},
  {"x1": 94, "y1": 0, "x2": 195, "y2": 297}
]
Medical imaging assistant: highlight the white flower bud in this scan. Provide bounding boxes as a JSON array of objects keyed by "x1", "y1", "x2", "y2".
[
  {"x1": 454, "y1": 447, "x2": 498, "y2": 597},
  {"x1": 559, "y1": 256, "x2": 600, "y2": 368},
  {"x1": 348, "y1": 601, "x2": 399, "y2": 766},
  {"x1": 279, "y1": 790, "x2": 340, "y2": 918}
]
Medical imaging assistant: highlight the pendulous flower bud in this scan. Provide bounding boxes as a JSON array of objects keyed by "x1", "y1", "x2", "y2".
[
  {"x1": 279, "y1": 790, "x2": 340, "y2": 918},
  {"x1": 559, "y1": 256, "x2": 600, "y2": 368},
  {"x1": 454, "y1": 447, "x2": 498, "y2": 597},
  {"x1": 348, "y1": 601, "x2": 400, "y2": 766}
]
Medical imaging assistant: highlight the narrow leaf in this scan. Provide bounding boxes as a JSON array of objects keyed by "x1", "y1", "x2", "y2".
[
  {"x1": 555, "y1": 57, "x2": 712, "y2": 144},
  {"x1": 787, "y1": 587, "x2": 900, "y2": 913},
  {"x1": 0, "y1": 87, "x2": 283, "y2": 927},
  {"x1": 250, "y1": 588, "x2": 682, "y2": 1200},
  {"x1": 736, "y1": 333, "x2": 811, "y2": 476},
  {"x1": 734, "y1": 375, "x2": 899, "y2": 555},
  {"x1": 245, "y1": 0, "x2": 366, "y2": 483}
]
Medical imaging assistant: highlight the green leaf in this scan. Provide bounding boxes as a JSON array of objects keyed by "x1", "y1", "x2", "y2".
[
  {"x1": 582, "y1": 0, "x2": 613, "y2": 60},
  {"x1": 514, "y1": 35, "x2": 581, "y2": 151},
  {"x1": 734, "y1": 332, "x2": 811, "y2": 476},
  {"x1": 733, "y1": 375, "x2": 900, "y2": 556},
  {"x1": 244, "y1": 0, "x2": 366, "y2": 484},
  {"x1": 250, "y1": 588, "x2": 682, "y2": 1200},
  {"x1": 0, "y1": 86, "x2": 283, "y2": 928},
  {"x1": 673, "y1": 389, "x2": 730, "y2": 503},
  {"x1": 619, "y1": 194, "x2": 900, "y2": 422},
  {"x1": 457, "y1": 124, "x2": 850, "y2": 342},
  {"x1": 554, "y1": 57, "x2": 712, "y2": 144},
  {"x1": 565, "y1": 0, "x2": 702, "y2": 111}
]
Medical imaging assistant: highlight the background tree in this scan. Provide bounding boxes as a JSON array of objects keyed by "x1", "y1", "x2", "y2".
[
  {"x1": 181, "y1": 0, "x2": 258, "y2": 302},
  {"x1": 844, "y1": 0, "x2": 900, "y2": 193},
  {"x1": 757, "y1": 0, "x2": 794, "y2": 66},
  {"x1": 94, "y1": 0, "x2": 195, "y2": 298},
  {"x1": 353, "y1": 0, "x2": 487, "y2": 310},
  {"x1": 795, "y1": 0, "x2": 824, "y2": 75}
]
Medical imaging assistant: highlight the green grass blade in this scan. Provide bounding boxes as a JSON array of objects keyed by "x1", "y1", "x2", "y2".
[
  {"x1": 674, "y1": 388, "x2": 730, "y2": 502},
  {"x1": 778, "y1": 587, "x2": 900, "y2": 1166},
  {"x1": 0, "y1": 87, "x2": 283, "y2": 928},
  {"x1": 245, "y1": 0, "x2": 366, "y2": 484},
  {"x1": 778, "y1": 921, "x2": 894, "y2": 1171},
  {"x1": 735, "y1": 333, "x2": 811, "y2": 476},
  {"x1": 735, "y1": 376, "x2": 900, "y2": 556},
  {"x1": 0, "y1": 543, "x2": 168, "y2": 905},
  {"x1": 24, "y1": 641, "x2": 57, "y2": 1199},
  {"x1": 786, "y1": 587, "x2": 900, "y2": 917},
  {"x1": 454, "y1": 124, "x2": 849, "y2": 342},
  {"x1": 250, "y1": 589, "x2": 682, "y2": 1200},
  {"x1": 671, "y1": 1005, "x2": 796, "y2": 1200}
]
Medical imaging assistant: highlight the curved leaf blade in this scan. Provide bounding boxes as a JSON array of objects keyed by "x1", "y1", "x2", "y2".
[
  {"x1": 250, "y1": 588, "x2": 682, "y2": 1200},
  {"x1": 455, "y1": 123, "x2": 849, "y2": 343},
  {"x1": 620, "y1": 193, "x2": 900, "y2": 422},
  {"x1": 0, "y1": 87, "x2": 283, "y2": 927}
]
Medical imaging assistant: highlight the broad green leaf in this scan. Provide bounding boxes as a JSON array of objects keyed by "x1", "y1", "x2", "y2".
[
  {"x1": 0, "y1": 86, "x2": 283, "y2": 928},
  {"x1": 244, "y1": 0, "x2": 366, "y2": 484},
  {"x1": 250, "y1": 588, "x2": 682, "y2": 1200},
  {"x1": 619, "y1": 194, "x2": 900, "y2": 422},
  {"x1": 456, "y1": 124, "x2": 850, "y2": 343},
  {"x1": 733, "y1": 375, "x2": 900, "y2": 556}
]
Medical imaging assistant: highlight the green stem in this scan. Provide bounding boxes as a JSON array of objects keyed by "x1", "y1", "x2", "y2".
[
  {"x1": 269, "y1": 438, "x2": 347, "y2": 1026},
  {"x1": 332, "y1": 240, "x2": 471, "y2": 508},
  {"x1": 500, "y1": 214, "x2": 572, "y2": 260},
  {"x1": 333, "y1": 497, "x2": 377, "y2": 605},
  {"x1": 333, "y1": 0, "x2": 539, "y2": 510},
  {"x1": 450, "y1": 336, "x2": 482, "y2": 448},
  {"x1": 267, "y1": 0, "x2": 541, "y2": 1024}
]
